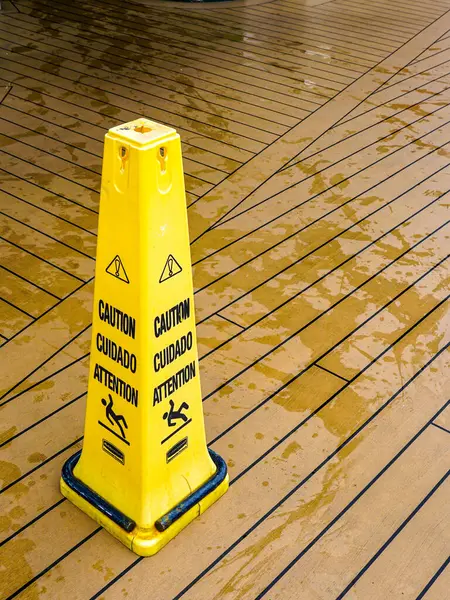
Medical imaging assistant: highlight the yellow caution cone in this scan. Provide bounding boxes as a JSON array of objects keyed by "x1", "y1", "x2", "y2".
[{"x1": 60, "y1": 118, "x2": 228, "y2": 556}]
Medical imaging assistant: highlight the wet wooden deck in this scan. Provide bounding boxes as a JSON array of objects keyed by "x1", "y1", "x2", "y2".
[{"x1": 1, "y1": 0, "x2": 450, "y2": 598}]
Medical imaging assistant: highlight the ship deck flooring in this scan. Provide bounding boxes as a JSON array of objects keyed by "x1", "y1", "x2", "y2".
[{"x1": 0, "y1": 0, "x2": 449, "y2": 598}]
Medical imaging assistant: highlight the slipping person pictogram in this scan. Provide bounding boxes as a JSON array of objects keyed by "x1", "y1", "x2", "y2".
[
  {"x1": 163, "y1": 399, "x2": 189, "y2": 427},
  {"x1": 102, "y1": 394, "x2": 128, "y2": 440}
]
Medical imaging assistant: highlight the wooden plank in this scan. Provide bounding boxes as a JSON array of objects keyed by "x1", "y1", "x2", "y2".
[
  {"x1": 198, "y1": 183, "x2": 448, "y2": 327},
  {"x1": 0, "y1": 131, "x2": 101, "y2": 194},
  {"x1": 0, "y1": 23, "x2": 302, "y2": 131},
  {"x1": 314, "y1": 0, "x2": 442, "y2": 21},
  {"x1": 410, "y1": 37, "x2": 450, "y2": 65},
  {"x1": 2, "y1": 82, "x2": 245, "y2": 171},
  {"x1": 433, "y1": 403, "x2": 450, "y2": 431},
  {"x1": 251, "y1": 1, "x2": 414, "y2": 41},
  {"x1": 80, "y1": 0, "x2": 388, "y2": 60},
  {"x1": 0, "y1": 395, "x2": 86, "y2": 493},
  {"x1": 211, "y1": 197, "x2": 448, "y2": 330},
  {"x1": 0, "y1": 356, "x2": 89, "y2": 448},
  {"x1": 0, "y1": 113, "x2": 103, "y2": 174},
  {"x1": 0, "y1": 47, "x2": 275, "y2": 151},
  {"x1": 0, "y1": 298, "x2": 32, "y2": 339},
  {"x1": 0, "y1": 189, "x2": 97, "y2": 259},
  {"x1": 190, "y1": 113, "x2": 450, "y2": 271},
  {"x1": 0, "y1": 329, "x2": 91, "y2": 405},
  {"x1": 212, "y1": 101, "x2": 450, "y2": 227},
  {"x1": 199, "y1": 242, "x2": 449, "y2": 404},
  {"x1": 0, "y1": 366, "x2": 342, "y2": 599},
  {"x1": 0, "y1": 267, "x2": 57, "y2": 318},
  {"x1": 420, "y1": 561, "x2": 450, "y2": 599},
  {"x1": 334, "y1": 0, "x2": 434, "y2": 26},
  {"x1": 181, "y1": 425, "x2": 450, "y2": 600},
  {"x1": 376, "y1": 49, "x2": 450, "y2": 93},
  {"x1": 16, "y1": 296, "x2": 448, "y2": 599},
  {"x1": 0, "y1": 213, "x2": 95, "y2": 282},
  {"x1": 17, "y1": 0, "x2": 330, "y2": 107},
  {"x1": 181, "y1": 9, "x2": 450, "y2": 240},
  {"x1": 210, "y1": 9, "x2": 369, "y2": 75},
  {"x1": 319, "y1": 262, "x2": 450, "y2": 379},
  {"x1": 0, "y1": 94, "x2": 104, "y2": 156},
  {"x1": 184, "y1": 163, "x2": 226, "y2": 187},
  {"x1": 314, "y1": 0, "x2": 428, "y2": 27},
  {"x1": 278, "y1": 2, "x2": 418, "y2": 40},
  {"x1": 0, "y1": 170, "x2": 98, "y2": 236},
  {"x1": 184, "y1": 174, "x2": 215, "y2": 198},
  {"x1": 196, "y1": 315, "x2": 244, "y2": 357},
  {"x1": 20, "y1": 0, "x2": 346, "y2": 95},
  {"x1": 237, "y1": 429, "x2": 450, "y2": 600},
  {"x1": 217, "y1": 5, "x2": 400, "y2": 55},
  {"x1": 341, "y1": 61, "x2": 450, "y2": 126},
  {"x1": 0, "y1": 239, "x2": 83, "y2": 299},
  {"x1": 0, "y1": 279, "x2": 93, "y2": 399},
  {"x1": 288, "y1": 79, "x2": 450, "y2": 168},
  {"x1": 0, "y1": 138, "x2": 100, "y2": 213},
  {"x1": 0, "y1": 11, "x2": 310, "y2": 122},
  {"x1": 101, "y1": 0, "x2": 377, "y2": 66},
  {"x1": 344, "y1": 472, "x2": 450, "y2": 599},
  {"x1": 0, "y1": 438, "x2": 83, "y2": 545}
]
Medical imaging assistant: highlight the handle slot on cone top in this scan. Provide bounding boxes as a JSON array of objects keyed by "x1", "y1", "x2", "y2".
[{"x1": 158, "y1": 146, "x2": 167, "y2": 173}]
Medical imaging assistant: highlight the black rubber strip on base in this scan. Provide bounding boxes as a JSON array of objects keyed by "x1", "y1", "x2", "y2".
[
  {"x1": 61, "y1": 450, "x2": 136, "y2": 532},
  {"x1": 156, "y1": 449, "x2": 227, "y2": 532},
  {"x1": 61, "y1": 449, "x2": 227, "y2": 534}
]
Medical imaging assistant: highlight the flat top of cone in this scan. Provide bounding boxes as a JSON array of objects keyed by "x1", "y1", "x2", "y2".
[{"x1": 109, "y1": 119, "x2": 177, "y2": 146}]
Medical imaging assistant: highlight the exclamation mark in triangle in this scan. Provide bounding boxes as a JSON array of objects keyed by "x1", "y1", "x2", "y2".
[
  {"x1": 159, "y1": 254, "x2": 182, "y2": 283},
  {"x1": 106, "y1": 255, "x2": 130, "y2": 284}
]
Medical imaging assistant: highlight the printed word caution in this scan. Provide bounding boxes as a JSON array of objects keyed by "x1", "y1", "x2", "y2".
[
  {"x1": 99, "y1": 299, "x2": 136, "y2": 339},
  {"x1": 154, "y1": 298, "x2": 190, "y2": 338}
]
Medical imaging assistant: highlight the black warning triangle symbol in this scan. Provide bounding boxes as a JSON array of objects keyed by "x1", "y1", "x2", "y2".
[
  {"x1": 106, "y1": 255, "x2": 130, "y2": 284},
  {"x1": 159, "y1": 254, "x2": 182, "y2": 283}
]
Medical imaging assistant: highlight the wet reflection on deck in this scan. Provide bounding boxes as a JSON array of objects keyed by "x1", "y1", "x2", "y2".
[{"x1": 0, "y1": 0, "x2": 449, "y2": 598}]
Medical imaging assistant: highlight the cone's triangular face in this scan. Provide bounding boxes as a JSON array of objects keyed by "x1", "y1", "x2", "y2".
[
  {"x1": 106, "y1": 255, "x2": 130, "y2": 283},
  {"x1": 159, "y1": 254, "x2": 182, "y2": 283}
]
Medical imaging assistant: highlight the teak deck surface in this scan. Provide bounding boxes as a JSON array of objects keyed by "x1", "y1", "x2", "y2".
[{"x1": 0, "y1": 0, "x2": 450, "y2": 598}]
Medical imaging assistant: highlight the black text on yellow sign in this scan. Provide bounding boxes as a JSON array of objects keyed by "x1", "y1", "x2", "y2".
[{"x1": 60, "y1": 118, "x2": 228, "y2": 556}]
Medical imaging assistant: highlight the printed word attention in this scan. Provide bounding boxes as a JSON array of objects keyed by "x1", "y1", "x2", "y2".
[
  {"x1": 94, "y1": 363, "x2": 139, "y2": 407},
  {"x1": 153, "y1": 361, "x2": 196, "y2": 406}
]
